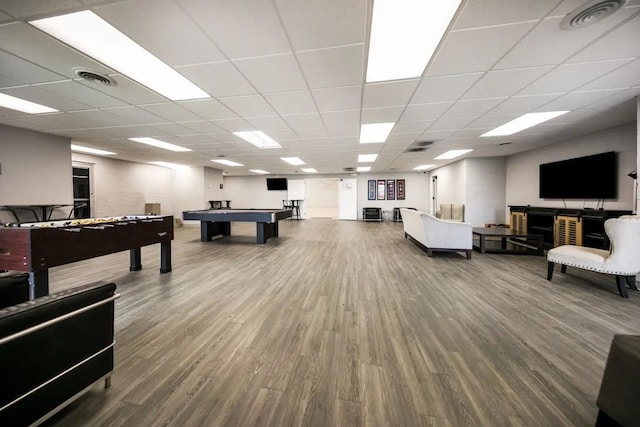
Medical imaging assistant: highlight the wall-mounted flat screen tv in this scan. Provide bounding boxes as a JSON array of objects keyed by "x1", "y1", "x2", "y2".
[
  {"x1": 266, "y1": 177, "x2": 288, "y2": 191},
  {"x1": 539, "y1": 151, "x2": 617, "y2": 199}
]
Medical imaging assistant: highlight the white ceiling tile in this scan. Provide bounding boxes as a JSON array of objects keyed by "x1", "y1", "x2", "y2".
[
  {"x1": 361, "y1": 106, "x2": 405, "y2": 123},
  {"x1": 428, "y1": 117, "x2": 474, "y2": 132},
  {"x1": 177, "y1": 120, "x2": 226, "y2": 134},
  {"x1": 234, "y1": 54, "x2": 307, "y2": 93},
  {"x1": 518, "y1": 59, "x2": 634, "y2": 95},
  {"x1": 0, "y1": 0, "x2": 81, "y2": 18},
  {"x1": 495, "y1": 10, "x2": 638, "y2": 69},
  {"x1": 400, "y1": 102, "x2": 453, "y2": 122},
  {"x1": 210, "y1": 117, "x2": 254, "y2": 132},
  {"x1": 427, "y1": 22, "x2": 536, "y2": 76},
  {"x1": 326, "y1": 125, "x2": 359, "y2": 137},
  {"x1": 0, "y1": 23, "x2": 114, "y2": 79},
  {"x1": 411, "y1": 73, "x2": 483, "y2": 103},
  {"x1": 37, "y1": 80, "x2": 127, "y2": 108},
  {"x1": 84, "y1": 74, "x2": 167, "y2": 105},
  {"x1": 462, "y1": 66, "x2": 554, "y2": 99},
  {"x1": 394, "y1": 121, "x2": 433, "y2": 134},
  {"x1": 568, "y1": 13, "x2": 640, "y2": 63},
  {"x1": 276, "y1": 0, "x2": 367, "y2": 50},
  {"x1": 297, "y1": 45, "x2": 365, "y2": 89},
  {"x1": 101, "y1": 106, "x2": 168, "y2": 125},
  {"x1": 95, "y1": 0, "x2": 225, "y2": 67},
  {"x1": 295, "y1": 127, "x2": 328, "y2": 138},
  {"x1": 537, "y1": 89, "x2": 627, "y2": 111},
  {"x1": 453, "y1": 0, "x2": 559, "y2": 29},
  {"x1": 178, "y1": 99, "x2": 238, "y2": 120},
  {"x1": 321, "y1": 110, "x2": 360, "y2": 127},
  {"x1": 282, "y1": 112, "x2": 324, "y2": 128},
  {"x1": 71, "y1": 109, "x2": 137, "y2": 127},
  {"x1": 486, "y1": 94, "x2": 561, "y2": 116},
  {"x1": 417, "y1": 130, "x2": 455, "y2": 140},
  {"x1": 246, "y1": 115, "x2": 291, "y2": 130},
  {"x1": 440, "y1": 98, "x2": 507, "y2": 119},
  {"x1": 177, "y1": 61, "x2": 256, "y2": 97},
  {"x1": 147, "y1": 122, "x2": 193, "y2": 136},
  {"x1": 3, "y1": 85, "x2": 91, "y2": 111},
  {"x1": 264, "y1": 91, "x2": 317, "y2": 115},
  {"x1": 263, "y1": 128, "x2": 300, "y2": 141},
  {"x1": 0, "y1": 50, "x2": 65, "y2": 87},
  {"x1": 14, "y1": 112, "x2": 100, "y2": 130},
  {"x1": 312, "y1": 85, "x2": 362, "y2": 111},
  {"x1": 219, "y1": 95, "x2": 277, "y2": 117},
  {"x1": 363, "y1": 80, "x2": 419, "y2": 109},
  {"x1": 139, "y1": 103, "x2": 203, "y2": 122},
  {"x1": 179, "y1": 0, "x2": 290, "y2": 58},
  {"x1": 577, "y1": 59, "x2": 640, "y2": 91}
]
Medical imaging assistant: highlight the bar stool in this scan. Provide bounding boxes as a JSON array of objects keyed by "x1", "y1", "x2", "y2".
[{"x1": 290, "y1": 200, "x2": 301, "y2": 220}]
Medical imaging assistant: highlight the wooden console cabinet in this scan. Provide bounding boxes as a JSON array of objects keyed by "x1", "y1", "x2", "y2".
[{"x1": 509, "y1": 206, "x2": 631, "y2": 249}]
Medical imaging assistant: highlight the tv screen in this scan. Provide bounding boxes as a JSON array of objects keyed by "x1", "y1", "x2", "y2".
[
  {"x1": 539, "y1": 151, "x2": 617, "y2": 199},
  {"x1": 266, "y1": 177, "x2": 288, "y2": 191}
]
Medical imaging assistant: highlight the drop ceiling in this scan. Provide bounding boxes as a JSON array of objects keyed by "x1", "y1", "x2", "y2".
[{"x1": 0, "y1": 0, "x2": 638, "y2": 175}]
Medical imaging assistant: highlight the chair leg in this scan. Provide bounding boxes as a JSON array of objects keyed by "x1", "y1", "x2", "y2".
[
  {"x1": 466, "y1": 250, "x2": 472, "y2": 260},
  {"x1": 547, "y1": 262, "x2": 554, "y2": 280},
  {"x1": 624, "y1": 275, "x2": 639, "y2": 291},
  {"x1": 105, "y1": 376, "x2": 111, "y2": 389},
  {"x1": 560, "y1": 264, "x2": 567, "y2": 274},
  {"x1": 615, "y1": 276, "x2": 629, "y2": 298}
]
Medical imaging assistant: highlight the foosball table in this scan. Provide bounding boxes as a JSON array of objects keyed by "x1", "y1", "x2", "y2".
[{"x1": 0, "y1": 215, "x2": 174, "y2": 299}]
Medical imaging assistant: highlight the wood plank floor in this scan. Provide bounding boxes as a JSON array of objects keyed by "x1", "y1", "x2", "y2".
[{"x1": 44, "y1": 219, "x2": 640, "y2": 426}]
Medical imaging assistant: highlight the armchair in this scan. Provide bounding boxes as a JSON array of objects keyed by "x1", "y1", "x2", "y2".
[
  {"x1": 546, "y1": 216, "x2": 640, "y2": 297},
  {"x1": 436, "y1": 203, "x2": 465, "y2": 222}
]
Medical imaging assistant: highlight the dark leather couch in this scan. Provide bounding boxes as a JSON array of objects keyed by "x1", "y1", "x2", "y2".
[
  {"x1": 0, "y1": 281, "x2": 118, "y2": 425},
  {"x1": 0, "y1": 272, "x2": 29, "y2": 309}
]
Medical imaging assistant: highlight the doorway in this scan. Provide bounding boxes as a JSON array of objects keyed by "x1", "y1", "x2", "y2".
[{"x1": 72, "y1": 166, "x2": 91, "y2": 218}]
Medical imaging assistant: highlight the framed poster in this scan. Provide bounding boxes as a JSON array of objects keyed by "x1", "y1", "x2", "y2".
[
  {"x1": 367, "y1": 180, "x2": 376, "y2": 200},
  {"x1": 377, "y1": 180, "x2": 386, "y2": 200},
  {"x1": 397, "y1": 179, "x2": 405, "y2": 200},
  {"x1": 386, "y1": 180, "x2": 395, "y2": 200}
]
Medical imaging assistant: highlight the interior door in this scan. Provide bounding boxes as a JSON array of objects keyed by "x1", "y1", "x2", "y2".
[{"x1": 338, "y1": 178, "x2": 357, "y2": 220}]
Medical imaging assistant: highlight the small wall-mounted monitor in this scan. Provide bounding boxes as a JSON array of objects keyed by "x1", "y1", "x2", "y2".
[{"x1": 266, "y1": 177, "x2": 288, "y2": 191}]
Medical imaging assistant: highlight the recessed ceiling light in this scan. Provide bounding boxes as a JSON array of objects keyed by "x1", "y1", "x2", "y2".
[
  {"x1": 481, "y1": 111, "x2": 570, "y2": 137},
  {"x1": 128, "y1": 137, "x2": 191, "y2": 152},
  {"x1": 30, "y1": 11, "x2": 209, "y2": 101},
  {"x1": 0, "y1": 93, "x2": 58, "y2": 114},
  {"x1": 233, "y1": 131, "x2": 281, "y2": 148},
  {"x1": 358, "y1": 154, "x2": 378, "y2": 163},
  {"x1": 149, "y1": 161, "x2": 185, "y2": 169},
  {"x1": 71, "y1": 144, "x2": 116, "y2": 156},
  {"x1": 212, "y1": 159, "x2": 243, "y2": 167},
  {"x1": 434, "y1": 149, "x2": 473, "y2": 160},
  {"x1": 360, "y1": 123, "x2": 395, "y2": 143},
  {"x1": 301, "y1": 168, "x2": 317, "y2": 173},
  {"x1": 249, "y1": 169, "x2": 270, "y2": 174},
  {"x1": 366, "y1": 0, "x2": 462, "y2": 82},
  {"x1": 281, "y1": 157, "x2": 305, "y2": 166},
  {"x1": 413, "y1": 164, "x2": 435, "y2": 170},
  {"x1": 357, "y1": 166, "x2": 371, "y2": 172}
]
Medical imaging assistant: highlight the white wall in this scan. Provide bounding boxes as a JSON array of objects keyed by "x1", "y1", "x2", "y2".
[
  {"x1": 465, "y1": 158, "x2": 507, "y2": 226},
  {"x1": 223, "y1": 175, "x2": 288, "y2": 209},
  {"x1": 0, "y1": 125, "x2": 72, "y2": 205},
  {"x1": 356, "y1": 172, "x2": 430, "y2": 219},
  {"x1": 506, "y1": 123, "x2": 636, "y2": 219},
  {"x1": 204, "y1": 167, "x2": 225, "y2": 203},
  {"x1": 430, "y1": 161, "x2": 466, "y2": 208},
  {"x1": 172, "y1": 165, "x2": 206, "y2": 225}
]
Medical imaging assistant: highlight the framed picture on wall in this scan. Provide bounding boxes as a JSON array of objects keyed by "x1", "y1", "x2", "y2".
[
  {"x1": 368, "y1": 180, "x2": 376, "y2": 200},
  {"x1": 377, "y1": 180, "x2": 386, "y2": 200},
  {"x1": 397, "y1": 179, "x2": 405, "y2": 200},
  {"x1": 387, "y1": 180, "x2": 395, "y2": 200}
]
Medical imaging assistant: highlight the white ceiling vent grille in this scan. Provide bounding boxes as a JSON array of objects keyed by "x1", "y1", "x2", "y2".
[
  {"x1": 560, "y1": 0, "x2": 627, "y2": 30},
  {"x1": 74, "y1": 69, "x2": 116, "y2": 86}
]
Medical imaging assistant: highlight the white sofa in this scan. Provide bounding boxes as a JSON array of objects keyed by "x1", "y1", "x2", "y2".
[{"x1": 400, "y1": 208, "x2": 473, "y2": 259}]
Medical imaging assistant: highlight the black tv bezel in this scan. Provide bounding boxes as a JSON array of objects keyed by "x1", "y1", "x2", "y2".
[
  {"x1": 266, "y1": 177, "x2": 288, "y2": 191},
  {"x1": 539, "y1": 151, "x2": 617, "y2": 199}
]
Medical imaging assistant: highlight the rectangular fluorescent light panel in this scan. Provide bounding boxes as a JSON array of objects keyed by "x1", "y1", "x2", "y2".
[
  {"x1": 128, "y1": 137, "x2": 191, "y2": 152},
  {"x1": 357, "y1": 166, "x2": 371, "y2": 172},
  {"x1": 366, "y1": 0, "x2": 462, "y2": 82},
  {"x1": 301, "y1": 168, "x2": 317, "y2": 173},
  {"x1": 481, "y1": 111, "x2": 570, "y2": 137},
  {"x1": 71, "y1": 144, "x2": 115, "y2": 155},
  {"x1": 233, "y1": 131, "x2": 281, "y2": 148},
  {"x1": 434, "y1": 149, "x2": 473, "y2": 160},
  {"x1": 358, "y1": 154, "x2": 378, "y2": 163},
  {"x1": 281, "y1": 157, "x2": 305, "y2": 166},
  {"x1": 30, "y1": 11, "x2": 209, "y2": 101},
  {"x1": 0, "y1": 93, "x2": 58, "y2": 114},
  {"x1": 150, "y1": 161, "x2": 185, "y2": 169},
  {"x1": 413, "y1": 164, "x2": 434, "y2": 171},
  {"x1": 249, "y1": 169, "x2": 270, "y2": 174},
  {"x1": 360, "y1": 123, "x2": 394, "y2": 143},
  {"x1": 212, "y1": 159, "x2": 243, "y2": 167}
]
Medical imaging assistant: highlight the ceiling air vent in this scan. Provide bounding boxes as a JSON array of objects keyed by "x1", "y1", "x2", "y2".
[
  {"x1": 405, "y1": 147, "x2": 426, "y2": 153},
  {"x1": 74, "y1": 69, "x2": 116, "y2": 86},
  {"x1": 343, "y1": 167, "x2": 356, "y2": 172},
  {"x1": 415, "y1": 140, "x2": 434, "y2": 147},
  {"x1": 560, "y1": 0, "x2": 627, "y2": 30}
]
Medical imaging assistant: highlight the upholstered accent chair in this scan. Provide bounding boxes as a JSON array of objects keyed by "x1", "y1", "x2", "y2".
[
  {"x1": 400, "y1": 208, "x2": 472, "y2": 259},
  {"x1": 546, "y1": 216, "x2": 640, "y2": 298},
  {"x1": 436, "y1": 204, "x2": 465, "y2": 222}
]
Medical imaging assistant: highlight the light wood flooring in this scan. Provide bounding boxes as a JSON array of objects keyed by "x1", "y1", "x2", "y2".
[{"x1": 44, "y1": 219, "x2": 640, "y2": 426}]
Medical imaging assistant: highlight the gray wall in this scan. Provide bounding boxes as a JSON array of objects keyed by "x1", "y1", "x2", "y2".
[{"x1": 0, "y1": 125, "x2": 72, "y2": 205}]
